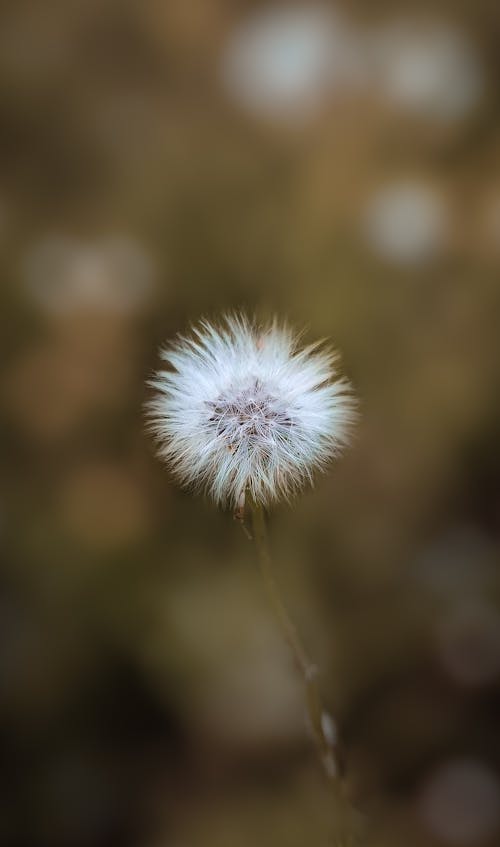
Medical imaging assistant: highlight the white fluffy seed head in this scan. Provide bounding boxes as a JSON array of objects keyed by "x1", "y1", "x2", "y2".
[{"x1": 147, "y1": 314, "x2": 357, "y2": 509}]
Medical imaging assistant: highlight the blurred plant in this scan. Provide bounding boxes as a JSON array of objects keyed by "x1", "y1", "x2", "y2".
[
  {"x1": 362, "y1": 179, "x2": 448, "y2": 266},
  {"x1": 220, "y1": 5, "x2": 364, "y2": 126},
  {"x1": 22, "y1": 234, "x2": 155, "y2": 316},
  {"x1": 417, "y1": 758, "x2": 500, "y2": 845},
  {"x1": 147, "y1": 314, "x2": 359, "y2": 843},
  {"x1": 369, "y1": 18, "x2": 484, "y2": 124}
]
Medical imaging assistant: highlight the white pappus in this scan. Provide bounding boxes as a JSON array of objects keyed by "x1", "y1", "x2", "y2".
[{"x1": 148, "y1": 314, "x2": 356, "y2": 511}]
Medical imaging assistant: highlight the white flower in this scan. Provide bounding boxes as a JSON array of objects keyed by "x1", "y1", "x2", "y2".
[{"x1": 148, "y1": 314, "x2": 356, "y2": 510}]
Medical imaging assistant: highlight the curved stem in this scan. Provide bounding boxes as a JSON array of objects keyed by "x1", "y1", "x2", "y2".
[
  {"x1": 247, "y1": 504, "x2": 363, "y2": 844},
  {"x1": 250, "y1": 503, "x2": 340, "y2": 781}
]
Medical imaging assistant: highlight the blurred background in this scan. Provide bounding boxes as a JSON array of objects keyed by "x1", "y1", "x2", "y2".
[{"x1": 1, "y1": 1, "x2": 500, "y2": 845}]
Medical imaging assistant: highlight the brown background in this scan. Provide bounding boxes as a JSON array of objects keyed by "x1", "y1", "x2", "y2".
[{"x1": 1, "y1": 2, "x2": 500, "y2": 845}]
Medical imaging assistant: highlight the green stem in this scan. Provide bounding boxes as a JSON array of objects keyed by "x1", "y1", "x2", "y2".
[
  {"x1": 248, "y1": 503, "x2": 364, "y2": 845},
  {"x1": 250, "y1": 502, "x2": 339, "y2": 781}
]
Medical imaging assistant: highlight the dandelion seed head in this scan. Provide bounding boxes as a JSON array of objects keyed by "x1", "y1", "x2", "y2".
[{"x1": 148, "y1": 314, "x2": 356, "y2": 509}]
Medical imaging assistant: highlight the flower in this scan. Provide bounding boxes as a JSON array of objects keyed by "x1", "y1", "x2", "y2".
[{"x1": 148, "y1": 314, "x2": 356, "y2": 510}]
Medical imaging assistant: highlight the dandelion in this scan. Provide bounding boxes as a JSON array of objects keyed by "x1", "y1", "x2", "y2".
[
  {"x1": 148, "y1": 313, "x2": 355, "y2": 516},
  {"x1": 147, "y1": 313, "x2": 360, "y2": 839}
]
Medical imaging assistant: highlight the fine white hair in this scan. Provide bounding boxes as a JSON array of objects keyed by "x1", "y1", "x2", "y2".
[{"x1": 148, "y1": 314, "x2": 356, "y2": 509}]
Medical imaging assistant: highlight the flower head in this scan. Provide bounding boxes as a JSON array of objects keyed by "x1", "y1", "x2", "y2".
[{"x1": 148, "y1": 314, "x2": 356, "y2": 510}]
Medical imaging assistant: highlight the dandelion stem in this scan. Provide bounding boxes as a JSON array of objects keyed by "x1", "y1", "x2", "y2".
[
  {"x1": 250, "y1": 502, "x2": 340, "y2": 781},
  {"x1": 249, "y1": 504, "x2": 363, "y2": 844}
]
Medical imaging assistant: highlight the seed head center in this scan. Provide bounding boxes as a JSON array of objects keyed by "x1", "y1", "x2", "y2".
[{"x1": 207, "y1": 379, "x2": 291, "y2": 444}]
